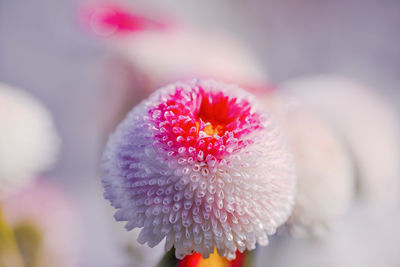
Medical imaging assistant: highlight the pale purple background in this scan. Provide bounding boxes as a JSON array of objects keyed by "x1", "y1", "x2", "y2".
[{"x1": 0, "y1": 0, "x2": 399, "y2": 266}]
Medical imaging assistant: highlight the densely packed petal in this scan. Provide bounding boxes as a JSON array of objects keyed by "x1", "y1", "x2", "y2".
[{"x1": 102, "y1": 80, "x2": 296, "y2": 259}]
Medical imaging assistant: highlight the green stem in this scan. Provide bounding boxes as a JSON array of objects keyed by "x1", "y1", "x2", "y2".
[
  {"x1": 13, "y1": 222, "x2": 43, "y2": 267},
  {"x1": 0, "y1": 205, "x2": 24, "y2": 267}
]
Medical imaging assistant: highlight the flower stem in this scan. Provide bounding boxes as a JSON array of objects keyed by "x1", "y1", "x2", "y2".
[{"x1": 0, "y1": 205, "x2": 24, "y2": 267}]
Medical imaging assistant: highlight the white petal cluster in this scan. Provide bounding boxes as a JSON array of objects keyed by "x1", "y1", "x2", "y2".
[
  {"x1": 261, "y1": 93, "x2": 355, "y2": 237},
  {"x1": 102, "y1": 80, "x2": 296, "y2": 259},
  {"x1": 282, "y1": 75, "x2": 400, "y2": 207},
  {"x1": 0, "y1": 83, "x2": 60, "y2": 197}
]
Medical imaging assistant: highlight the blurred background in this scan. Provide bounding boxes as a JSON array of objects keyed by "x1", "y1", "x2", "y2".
[{"x1": 0, "y1": 0, "x2": 399, "y2": 266}]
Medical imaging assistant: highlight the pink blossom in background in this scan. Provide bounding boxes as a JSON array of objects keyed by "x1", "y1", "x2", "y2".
[
  {"x1": 81, "y1": 3, "x2": 169, "y2": 36},
  {"x1": 2, "y1": 179, "x2": 82, "y2": 267}
]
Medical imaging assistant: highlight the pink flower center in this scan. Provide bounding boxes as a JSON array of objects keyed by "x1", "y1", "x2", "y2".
[
  {"x1": 149, "y1": 85, "x2": 262, "y2": 160},
  {"x1": 82, "y1": 5, "x2": 167, "y2": 36},
  {"x1": 98, "y1": 7, "x2": 166, "y2": 33}
]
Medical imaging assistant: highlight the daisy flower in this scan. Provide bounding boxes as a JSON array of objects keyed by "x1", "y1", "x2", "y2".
[
  {"x1": 261, "y1": 92, "x2": 355, "y2": 237},
  {"x1": 2, "y1": 179, "x2": 82, "y2": 267},
  {"x1": 281, "y1": 75, "x2": 400, "y2": 208},
  {"x1": 102, "y1": 80, "x2": 296, "y2": 260},
  {"x1": 0, "y1": 83, "x2": 60, "y2": 197}
]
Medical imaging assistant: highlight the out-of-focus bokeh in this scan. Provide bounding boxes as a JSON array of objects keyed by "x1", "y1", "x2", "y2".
[{"x1": 0, "y1": 0, "x2": 399, "y2": 266}]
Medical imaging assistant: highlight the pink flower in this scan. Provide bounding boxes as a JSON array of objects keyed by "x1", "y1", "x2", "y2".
[
  {"x1": 2, "y1": 179, "x2": 82, "y2": 267},
  {"x1": 102, "y1": 80, "x2": 296, "y2": 259}
]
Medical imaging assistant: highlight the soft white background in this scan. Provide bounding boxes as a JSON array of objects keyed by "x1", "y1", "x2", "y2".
[{"x1": 0, "y1": 0, "x2": 399, "y2": 266}]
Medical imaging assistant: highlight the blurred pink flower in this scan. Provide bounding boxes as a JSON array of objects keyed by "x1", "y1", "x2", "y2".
[
  {"x1": 2, "y1": 179, "x2": 82, "y2": 267},
  {"x1": 81, "y1": 4, "x2": 168, "y2": 36}
]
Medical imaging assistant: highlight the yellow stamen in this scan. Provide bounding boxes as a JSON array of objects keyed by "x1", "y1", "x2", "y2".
[
  {"x1": 204, "y1": 123, "x2": 225, "y2": 136},
  {"x1": 197, "y1": 248, "x2": 230, "y2": 267},
  {"x1": 196, "y1": 121, "x2": 225, "y2": 136}
]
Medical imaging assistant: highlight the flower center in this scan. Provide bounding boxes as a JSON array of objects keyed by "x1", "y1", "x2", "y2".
[
  {"x1": 149, "y1": 83, "x2": 262, "y2": 160},
  {"x1": 178, "y1": 249, "x2": 246, "y2": 267},
  {"x1": 203, "y1": 123, "x2": 225, "y2": 136},
  {"x1": 195, "y1": 121, "x2": 225, "y2": 137}
]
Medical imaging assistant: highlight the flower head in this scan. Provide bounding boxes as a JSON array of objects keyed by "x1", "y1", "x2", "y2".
[
  {"x1": 102, "y1": 80, "x2": 296, "y2": 259},
  {"x1": 0, "y1": 83, "x2": 60, "y2": 198}
]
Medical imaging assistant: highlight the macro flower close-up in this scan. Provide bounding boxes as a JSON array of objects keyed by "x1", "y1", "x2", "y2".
[
  {"x1": 1, "y1": 1, "x2": 400, "y2": 266},
  {"x1": 102, "y1": 79, "x2": 296, "y2": 260}
]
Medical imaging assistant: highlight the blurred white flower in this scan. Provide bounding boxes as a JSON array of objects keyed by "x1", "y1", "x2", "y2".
[
  {"x1": 261, "y1": 92, "x2": 355, "y2": 237},
  {"x1": 254, "y1": 201, "x2": 400, "y2": 267},
  {"x1": 102, "y1": 80, "x2": 296, "y2": 260},
  {"x1": 110, "y1": 27, "x2": 268, "y2": 90},
  {"x1": 2, "y1": 179, "x2": 82, "y2": 267},
  {"x1": 0, "y1": 83, "x2": 60, "y2": 198},
  {"x1": 281, "y1": 75, "x2": 400, "y2": 208}
]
